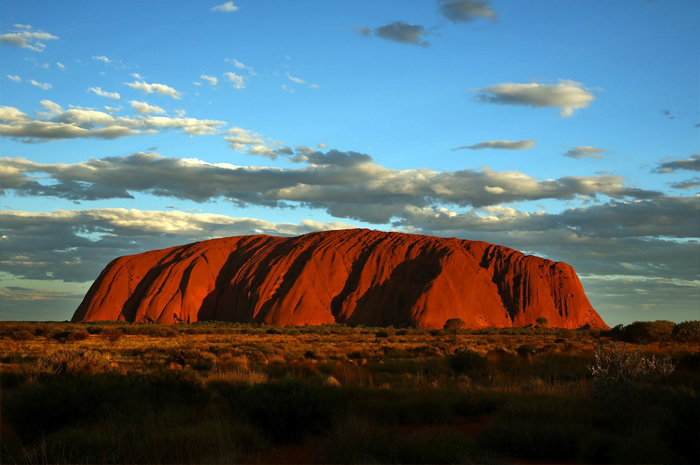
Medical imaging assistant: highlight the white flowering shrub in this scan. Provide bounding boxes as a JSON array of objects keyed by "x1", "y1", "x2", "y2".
[{"x1": 589, "y1": 343, "x2": 675, "y2": 396}]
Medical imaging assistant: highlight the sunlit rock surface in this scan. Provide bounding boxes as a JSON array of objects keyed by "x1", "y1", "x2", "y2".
[{"x1": 73, "y1": 229, "x2": 608, "y2": 329}]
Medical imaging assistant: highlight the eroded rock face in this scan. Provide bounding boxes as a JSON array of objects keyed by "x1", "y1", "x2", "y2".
[{"x1": 72, "y1": 229, "x2": 608, "y2": 329}]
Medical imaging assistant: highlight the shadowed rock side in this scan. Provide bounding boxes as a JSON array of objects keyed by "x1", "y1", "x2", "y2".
[{"x1": 72, "y1": 229, "x2": 608, "y2": 329}]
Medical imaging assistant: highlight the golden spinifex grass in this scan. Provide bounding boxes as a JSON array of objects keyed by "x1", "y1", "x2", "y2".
[{"x1": 1, "y1": 321, "x2": 698, "y2": 464}]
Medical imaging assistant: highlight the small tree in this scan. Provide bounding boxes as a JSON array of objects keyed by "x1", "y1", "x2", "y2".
[
  {"x1": 536, "y1": 317, "x2": 549, "y2": 328},
  {"x1": 102, "y1": 327, "x2": 123, "y2": 344},
  {"x1": 443, "y1": 318, "x2": 466, "y2": 333}
]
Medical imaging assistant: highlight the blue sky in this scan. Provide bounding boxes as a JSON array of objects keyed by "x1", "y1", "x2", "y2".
[{"x1": 1, "y1": 0, "x2": 698, "y2": 325}]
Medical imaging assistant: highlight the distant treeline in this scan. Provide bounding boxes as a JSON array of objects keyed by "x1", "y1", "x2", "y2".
[
  {"x1": 1, "y1": 319, "x2": 698, "y2": 344},
  {"x1": 608, "y1": 320, "x2": 700, "y2": 344}
]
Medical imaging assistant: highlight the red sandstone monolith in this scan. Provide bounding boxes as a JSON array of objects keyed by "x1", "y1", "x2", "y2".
[{"x1": 72, "y1": 229, "x2": 608, "y2": 329}]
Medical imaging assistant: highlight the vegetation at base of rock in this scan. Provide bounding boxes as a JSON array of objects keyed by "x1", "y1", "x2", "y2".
[{"x1": 1, "y1": 320, "x2": 698, "y2": 464}]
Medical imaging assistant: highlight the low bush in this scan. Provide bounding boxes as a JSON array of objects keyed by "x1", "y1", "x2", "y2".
[
  {"x1": 447, "y1": 348, "x2": 488, "y2": 377},
  {"x1": 589, "y1": 343, "x2": 675, "y2": 396},
  {"x1": 39, "y1": 349, "x2": 114, "y2": 377},
  {"x1": 101, "y1": 327, "x2": 124, "y2": 344},
  {"x1": 220, "y1": 380, "x2": 342, "y2": 440}
]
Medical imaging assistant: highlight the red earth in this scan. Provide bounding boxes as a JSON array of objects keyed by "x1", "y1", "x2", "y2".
[{"x1": 73, "y1": 229, "x2": 608, "y2": 329}]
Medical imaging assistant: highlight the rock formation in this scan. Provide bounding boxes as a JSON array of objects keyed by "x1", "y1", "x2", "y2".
[{"x1": 72, "y1": 229, "x2": 608, "y2": 329}]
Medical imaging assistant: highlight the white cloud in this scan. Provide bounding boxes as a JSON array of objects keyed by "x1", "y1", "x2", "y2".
[
  {"x1": 200, "y1": 74, "x2": 218, "y2": 86},
  {"x1": 223, "y1": 127, "x2": 267, "y2": 151},
  {"x1": 225, "y1": 58, "x2": 255, "y2": 75},
  {"x1": 453, "y1": 139, "x2": 536, "y2": 151},
  {"x1": 29, "y1": 79, "x2": 51, "y2": 90},
  {"x1": 0, "y1": 208, "x2": 354, "y2": 283},
  {"x1": 0, "y1": 26, "x2": 58, "y2": 52},
  {"x1": 288, "y1": 75, "x2": 306, "y2": 84},
  {"x1": 563, "y1": 146, "x2": 610, "y2": 159},
  {"x1": 126, "y1": 80, "x2": 182, "y2": 99},
  {"x1": 0, "y1": 102, "x2": 225, "y2": 141},
  {"x1": 57, "y1": 62, "x2": 65, "y2": 70},
  {"x1": 7, "y1": 75, "x2": 21, "y2": 83},
  {"x1": 474, "y1": 80, "x2": 596, "y2": 117},
  {"x1": 38, "y1": 99, "x2": 62, "y2": 115},
  {"x1": 92, "y1": 55, "x2": 113, "y2": 64},
  {"x1": 130, "y1": 100, "x2": 166, "y2": 114},
  {"x1": 211, "y1": 1, "x2": 238, "y2": 13},
  {"x1": 227, "y1": 58, "x2": 246, "y2": 69},
  {"x1": 224, "y1": 72, "x2": 245, "y2": 89},
  {"x1": 2, "y1": 150, "x2": 663, "y2": 222},
  {"x1": 88, "y1": 86, "x2": 121, "y2": 100}
]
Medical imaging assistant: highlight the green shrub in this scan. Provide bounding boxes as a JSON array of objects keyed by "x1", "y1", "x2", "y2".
[
  {"x1": 612, "y1": 320, "x2": 675, "y2": 344},
  {"x1": 9, "y1": 329, "x2": 34, "y2": 341},
  {"x1": 167, "y1": 348, "x2": 216, "y2": 371},
  {"x1": 220, "y1": 380, "x2": 341, "y2": 440},
  {"x1": 589, "y1": 344, "x2": 675, "y2": 397},
  {"x1": 39, "y1": 349, "x2": 114, "y2": 377},
  {"x1": 443, "y1": 318, "x2": 465, "y2": 332},
  {"x1": 101, "y1": 327, "x2": 124, "y2": 344},
  {"x1": 516, "y1": 344, "x2": 536, "y2": 358},
  {"x1": 447, "y1": 348, "x2": 488, "y2": 377}
]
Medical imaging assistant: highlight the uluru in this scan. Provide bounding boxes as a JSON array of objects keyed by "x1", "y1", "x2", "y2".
[{"x1": 72, "y1": 229, "x2": 608, "y2": 329}]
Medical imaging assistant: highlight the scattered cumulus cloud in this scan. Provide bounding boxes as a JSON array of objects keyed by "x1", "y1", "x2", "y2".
[
  {"x1": 224, "y1": 72, "x2": 245, "y2": 89},
  {"x1": 7, "y1": 75, "x2": 22, "y2": 83},
  {"x1": 29, "y1": 80, "x2": 51, "y2": 90},
  {"x1": 211, "y1": 1, "x2": 238, "y2": 13},
  {"x1": 288, "y1": 75, "x2": 306, "y2": 84},
  {"x1": 93, "y1": 55, "x2": 113, "y2": 64},
  {"x1": 653, "y1": 154, "x2": 700, "y2": 173},
  {"x1": 0, "y1": 208, "x2": 354, "y2": 283},
  {"x1": 129, "y1": 100, "x2": 166, "y2": 115},
  {"x1": 225, "y1": 58, "x2": 255, "y2": 75},
  {"x1": 453, "y1": 139, "x2": 536, "y2": 151},
  {"x1": 200, "y1": 74, "x2": 218, "y2": 86},
  {"x1": 669, "y1": 178, "x2": 700, "y2": 190},
  {"x1": 474, "y1": 80, "x2": 596, "y2": 117},
  {"x1": 126, "y1": 80, "x2": 182, "y2": 99},
  {"x1": 57, "y1": 62, "x2": 65, "y2": 70},
  {"x1": 563, "y1": 146, "x2": 610, "y2": 159},
  {"x1": 357, "y1": 22, "x2": 430, "y2": 47},
  {"x1": 0, "y1": 102, "x2": 225, "y2": 142},
  {"x1": 0, "y1": 25, "x2": 58, "y2": 52},
  {"x1": 87, "y1": 87, "x2": 121, "y2": 100},
  {"x1": 0, "y1": 151, "x2": 663, "y2": 223},
  {"x1": 438, "y1": 0, "x2": 497, "y2": 24}
]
